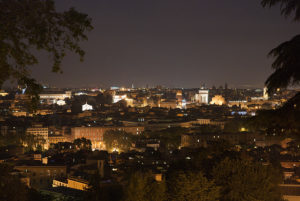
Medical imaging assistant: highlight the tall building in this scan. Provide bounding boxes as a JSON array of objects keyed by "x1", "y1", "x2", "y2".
[{"x1": 263, "y1": 87, "x2": 269, "y2": 100}]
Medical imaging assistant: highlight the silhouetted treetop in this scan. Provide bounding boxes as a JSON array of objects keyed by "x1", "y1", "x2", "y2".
[
  {"x1": 0, "y1": 0, "x2": 93, "y2": 96},
  {"x1": 261, "y1": 0, "x2": 300, "y2": 21},
  {"x1": 261, "y1": 0, "x2": 300, "y2": 94},
  {"x1": 265, "y1": 34, "x2": 300, "y2": 93}
]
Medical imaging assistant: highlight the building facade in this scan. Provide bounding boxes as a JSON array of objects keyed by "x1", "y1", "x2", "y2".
[
  {"x1": 15, "y1": 165, "x2": 67, "y2": 189},
  {"x1": 181, "y1": 133, "x2": 265, "y2": 148},
  {"x1": 26, "y1": 126, "x2": 49, "y2": 150},
  {"x1": 71, "y1": 126, "x2": 144, "y2": 150},
  {"x1": 194, "y1": 89, "x2": 209, "y2": 104}
]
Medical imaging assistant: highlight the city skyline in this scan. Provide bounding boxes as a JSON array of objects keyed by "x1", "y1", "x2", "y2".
[
  {"x1": 1, "y1": 1, "x2": 300, "y2": 200},
  {"x1": 25, "y1": 0, "x2": 300, "y2": 89}
]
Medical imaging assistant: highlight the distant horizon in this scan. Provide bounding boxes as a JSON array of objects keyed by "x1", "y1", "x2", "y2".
[
  {"x1": 26, "y1": 0, "x2": 300, "y2": 89},
  {"x1": 3, "y1": 81, "x2": 300, "y2": 91}
]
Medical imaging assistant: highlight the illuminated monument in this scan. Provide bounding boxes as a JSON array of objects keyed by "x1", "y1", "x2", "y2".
[
  {"x1": 263, "y1": 87, "x2": 269, "y2": 100},
  {"x1": 113, "y1": 94, "x2": 134, "y2": 107},
  {"x1": 82, "y1": 103, "x2": 93, "y2": 111},
  {"x1": 210, "y1": 95, "x2": 226, "y2": 105},
  {"x1": 194, "y1": 89, "x2": 209, "y2": 104}
]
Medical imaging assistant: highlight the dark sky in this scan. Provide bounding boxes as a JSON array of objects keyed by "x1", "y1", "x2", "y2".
[{"x1": 31, "y1": 0, "x2": 300, "y2": 89}]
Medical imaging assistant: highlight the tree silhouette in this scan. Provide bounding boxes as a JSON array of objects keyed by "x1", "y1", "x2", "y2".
[
  {"x1": 261, "y1": 0, "x2": 300, "y2": 93},
  {"x1": 122, "y1": 171, "x2": 166, "y2": 201},
  {"x1": 103, "y1": 130, "x2": 134, "y2": 152},
  {"x1": 168, "y1": 171, "x2": 220, "y2": 201},
  {"x1": 0, "y1": 0, "x2": 93, "y2": 100},
  {"x1": 73, "y1": 137, "x2": 92, "y2": 150},
  {"x1": 265, "y1": 34, "x2": 300, "y2": 93},
  {"x1": 213, "y1": 158, "x2": 284, "y2": 201},
  {"x1": 262, "y1": 0, "x2": 300, "y2": 21}
]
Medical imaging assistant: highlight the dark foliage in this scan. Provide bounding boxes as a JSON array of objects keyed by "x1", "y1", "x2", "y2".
[
  {"x1": 0, "y1": 0, "x2": 93, "y2": 105},
  {"x1": 262, "y1": 0, "x2": 300, "y2": 21},
  {"x1": 265, "y1": 35, "x2": 300, "y2": 93}
]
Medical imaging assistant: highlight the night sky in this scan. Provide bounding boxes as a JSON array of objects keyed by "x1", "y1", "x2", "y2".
[{"x1": 31, "y1": 0, "x2": 300, "y2": 89}]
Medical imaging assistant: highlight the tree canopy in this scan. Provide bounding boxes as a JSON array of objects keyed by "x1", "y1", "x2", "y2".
[
  {"x1": 122, "y1": 171, "x2": 166, "y2": 201},
  {"x1": 103, "y1": 130, "x2": 135, "y2": 152},
  {"x1": 73, "y1": 137, "x2": 92, "y2": 151},
  {"x1": 0, "y1": 164, "x2": 29, "y2": 201},
  {"x1": 0, "y1": 164, "x2": 57, "y2": 201},
  {"x1": 261, "y1": 0, "x2": 300, "y2": 93},
  {"x1": 213, "y1": 158, "x2": 284, "y2": 201},
  {"x1": 262, "y1": 0, "x2": 300, "y2": 21},
  {"x1": 0, "y1": 0, "x2": 92, "y2": 98},
  {"x1": 265, "y1": 34, "x2": 300, "y2": 93},
  {"x1": 145, "y1": 127, "x2": 187, "y2": 150},
  {"x1": 168, "y1": 171, "x2": 220, "y2": 201}
]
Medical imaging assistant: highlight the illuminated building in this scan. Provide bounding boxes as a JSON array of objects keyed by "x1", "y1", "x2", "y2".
[
  {"x1": 34, "y1": 109, "x2": 53, "y2": 116},
  {"x1": 26, "y1": 125, "x2": 49, "y2": 150},
  {"x1": 0, "y1": 90, "x2": 8, "y2": 96},
  {"x1": 56, "y1": 99, "x2": 66, "y2": 106},
  {"x1": 210, "y1": 95, "x2": 226, "y2": 105},
  {"x1": 160, "y1": 100, "x2": 177, "y2": 109},
  {"x1": 125, "y1": 98, "x2": 134, "y2": 107},
  {"x1": 194, "y1": 89, "x2": 209, "y2": 104},
  {"x1": 182, "y1": 99, "x2": 187, "y2": 109},
  {"x1": 113, "y1": 94, "x2": 127, "y2": 103},
  {"x1": 53, "y1": 177, "x2": 89, "y2": 191},
  {"x1": 113, "y1": 94, "x2": 134, "y2": 107},
  {"x1": 71, "y1": 126, "x2": 144, "y2": 150},
  {"x1": 48, "y1": 135, "x2": 67, "y2": 145},
  {"x1": 196, "y1": 119, "x2": 211, "y2": 125},
  {"x1": 82, "y1": 102, "x2": 93, "y2": 111},
  {"x1": 12, "y1": 111, "x2": 29, "y2": 117},
  {"x1": 176, "y1": 90, "x2": 184, "y2": 108},
  {"x1": 228, "y1": 100, "x2": 248, "y2": 109},
  {"x1": 74, "y1": 92, "x2": 88, "y2": 96},
  {"x1": 110, "y1": 86, "x2": 120, "y2": 90},
  {"x1": 263, "y1": 87, "x2": 269, "y2": 100},
  {"x1": 39, "y1": 90, "x2": 71, "y2": 100}
]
